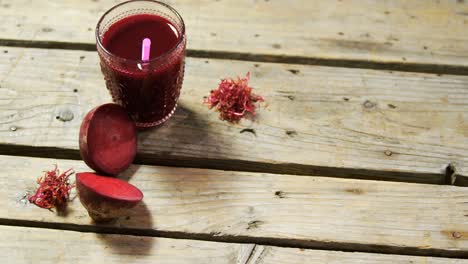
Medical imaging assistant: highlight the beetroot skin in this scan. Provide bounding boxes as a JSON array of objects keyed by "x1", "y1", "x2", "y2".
[
  {"x1": 76, "y1": 172, "x2": 143, "y2": 222},
  {"x1": 79, "y1": 103, "x2": 137, "y2": 175}
]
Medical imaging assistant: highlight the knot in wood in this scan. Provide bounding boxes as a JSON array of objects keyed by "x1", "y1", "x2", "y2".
[
  {"x1": 384, "y1": 150, "x2": 393, "y2": 156},
  {"x1": 363, "y1": 100, "x2": 376, "y2": 109},
  {"x1": 57, "y1": 110, "x2": 74, "y2": 122},
  {"x1": 452, "y1": 232, "x2": 462, "y2": 239}
]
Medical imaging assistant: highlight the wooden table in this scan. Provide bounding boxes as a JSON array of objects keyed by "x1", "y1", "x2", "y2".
[{"x1": 0, "y1": 0, "x2": 467, "y2": 263}]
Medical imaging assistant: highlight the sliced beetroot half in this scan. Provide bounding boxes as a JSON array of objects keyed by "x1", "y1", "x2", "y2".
[
  {"x1": 79, "y1": 103, "x2": 137, "y2": 175},
  {"x1": 76, "y1": 172, "x2": 143, "y2": 222}
]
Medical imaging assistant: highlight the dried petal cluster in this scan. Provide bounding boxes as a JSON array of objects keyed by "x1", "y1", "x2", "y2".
[
  {"x1": 28, "y1": 166, "x2": 75, "y2": 209},
  {"x1": 205, "y1": 73, "x2": 264, "y2": 123}
]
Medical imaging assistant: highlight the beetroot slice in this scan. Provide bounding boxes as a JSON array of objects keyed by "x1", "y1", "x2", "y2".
[
  {"x1": 77, "y1": 172, "x2": 143, "y2": 202},
  {"x1": 76, "y1": 172, "x2": 143, "y2": 222},
  {"x1": 79, "y1": 103, "x2": 137, "y2": 175}
]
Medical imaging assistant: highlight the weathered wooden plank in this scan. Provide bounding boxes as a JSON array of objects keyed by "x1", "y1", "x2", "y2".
[
  {"x1": 252, "y1": 246, "x2": 468, "y2": 264},
  {"x1": 2, "y1": 226, "x2": 467, "y2": 264},
  {"x1": 0, "y1": 47, "x2": 467, "y2": 182},
  {"x1": 0, "y1": 225, "x2": 253, "y2": 264},
  {"x1": 2, "y1": 155, "x2": 468, "y2": 257},
  {"x1": 1, "y1": 0, "x2": 468, "y2": 71}
]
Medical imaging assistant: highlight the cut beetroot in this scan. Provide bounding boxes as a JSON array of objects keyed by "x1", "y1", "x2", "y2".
[
  {"x1": 79, "y1": 103, "x2": 137, "y2": 175},
  {"x1": 76, "y1": 172, "x2": 143, "y2": 222}
]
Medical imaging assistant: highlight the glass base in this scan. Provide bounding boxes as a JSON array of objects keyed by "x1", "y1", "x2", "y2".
[{"x1": 134, "y1": 104, "x2": 178, "y2": 128}]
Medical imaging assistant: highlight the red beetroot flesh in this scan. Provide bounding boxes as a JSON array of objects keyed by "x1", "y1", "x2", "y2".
[
  {"x1": 77, "y1": 172, "x2": 143, "y2": 201},
  {"x1": 79, "y1": 103, "x2": 137, "y2": 175},
  {"x1": 76, "y1": 172, "x2": 143, "y2": 222}
]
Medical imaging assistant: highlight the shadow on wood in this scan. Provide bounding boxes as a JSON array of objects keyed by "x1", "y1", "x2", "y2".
[
  {"x1": 119, "y1": 164, "x2": 142, "y2": 182},
  {"x1": 137, "y1": 103, "x2": 215, "y2": 163},
  {"x1": 96, "y1": 201, "x2": 154, "y2": 256}
]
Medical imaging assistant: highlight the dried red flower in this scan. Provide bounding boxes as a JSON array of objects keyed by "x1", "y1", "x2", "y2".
[
  {"x1": 205, "y1": 72, "x2": 264, "y2": 123},
  {"x1": 28, "y1": 166, "x2": 75, "y2": 209}
]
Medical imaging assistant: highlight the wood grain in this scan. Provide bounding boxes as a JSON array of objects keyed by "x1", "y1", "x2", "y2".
[
  {"x1": 2, "y1": 226, "x2": 467, "y2": 264},
  {"x1": 0, "y1": 225, "x2": 253, "y2": 264},
  {"x1": 0, "y1": 47, "x2": 467, "y2": 182},
  {"x1": 247, "y1": 245, "x2": 468, "y2": 264},
  {"x1": 2, "y1": 155, "x2": 468, "y2": 257},
  {"x1": 1, "y1": 0, "x2": 468, "y2": 71}
]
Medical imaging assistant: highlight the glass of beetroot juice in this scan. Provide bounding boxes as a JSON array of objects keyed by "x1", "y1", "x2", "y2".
[{"x1": 96, "y1": 0, "x2": 186, "y2": 128}]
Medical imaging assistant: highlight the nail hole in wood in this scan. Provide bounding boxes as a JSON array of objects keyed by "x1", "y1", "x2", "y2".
[
  {"x1": 275, "y1": 191, "x2": 285, "y2": 198},
  {"x1": 285, "y1": 130, "x2": 297, "y2": 137},
  {"x1": 287, "y1": 69, "x2": 300, "y2": 75},
  {"x1": 445, "y1": 163, "x2": 457, "y2": 185}
]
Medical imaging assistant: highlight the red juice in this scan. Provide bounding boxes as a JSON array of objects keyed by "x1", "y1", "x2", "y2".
[{"x1": 98, "y1": 13, "x2": 186, "y2": 127}]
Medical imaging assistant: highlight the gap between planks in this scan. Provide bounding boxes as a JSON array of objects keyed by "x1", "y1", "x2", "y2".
[
  {"x1": 0, "y1": 39, "x2": 468, "y2": 76},
  {"x1": 0, "y1": 218, "x2": 467, "y2": 259},
  {"x1": 0, "y1": 144, "x2": 463, "y2": 186}
]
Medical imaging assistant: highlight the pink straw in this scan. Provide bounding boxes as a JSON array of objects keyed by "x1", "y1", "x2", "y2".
[{"x1": 141, "y1": 38, "x2": 151, "y2": 61}]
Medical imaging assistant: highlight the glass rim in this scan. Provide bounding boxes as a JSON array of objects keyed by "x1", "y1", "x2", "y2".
[{"x1": 95, "y1": 0, "x2": 186, "y2": 64}]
